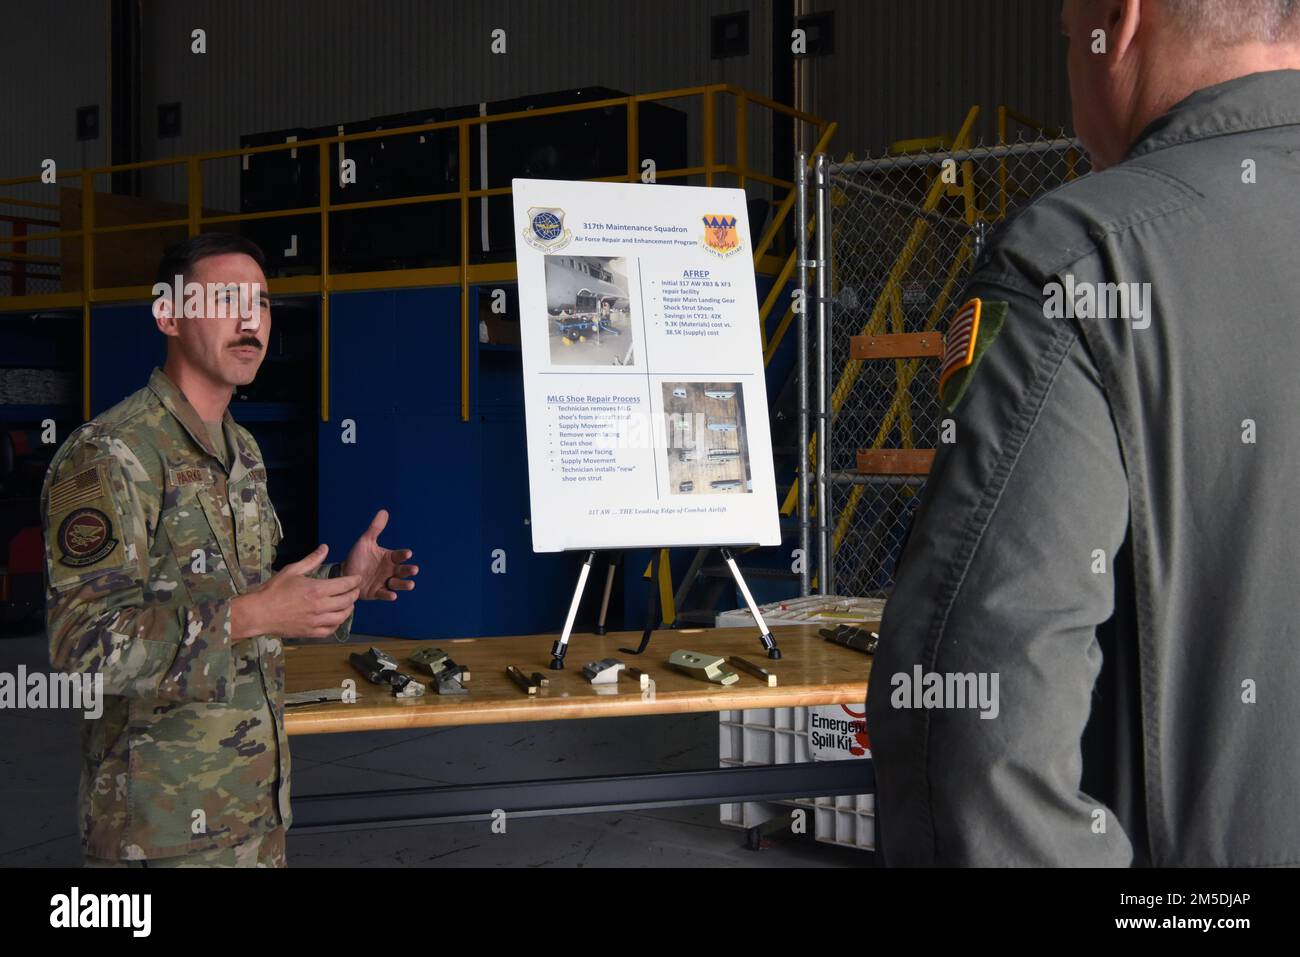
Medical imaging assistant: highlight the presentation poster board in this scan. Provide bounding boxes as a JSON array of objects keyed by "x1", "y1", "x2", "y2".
[{"x1": 512, "y1": 178, "x2": 782, "y2": 553}]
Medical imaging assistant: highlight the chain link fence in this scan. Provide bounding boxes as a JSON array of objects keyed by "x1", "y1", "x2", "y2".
[{"x1": 816, "y1": 133, "x2": 1091, "y2": 597}]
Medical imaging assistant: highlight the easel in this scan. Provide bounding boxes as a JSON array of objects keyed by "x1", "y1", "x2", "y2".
[{"x1": 548, "y1": 546, "x2": 783, "y2": 670}]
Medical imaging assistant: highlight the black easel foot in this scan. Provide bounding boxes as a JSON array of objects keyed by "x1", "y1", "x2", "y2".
[
  {"x1": 549, "y1": 639, "x2": 567, "y2": 670},
  {"x1": 760, "y1": 631, "x2": 783, "y2": 660}
]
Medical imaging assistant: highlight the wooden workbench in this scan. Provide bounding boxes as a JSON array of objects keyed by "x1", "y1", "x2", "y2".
[{"x1": 285, "y1": 623, "x2": 877, "y2": 735}]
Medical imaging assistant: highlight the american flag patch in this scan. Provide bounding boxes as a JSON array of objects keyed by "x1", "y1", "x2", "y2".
[
  {"x1": 939, "y1": 298, "x2": 983, "y2": 398},
  {"x1": 49, "y1": 466, "x2": 105, "y2": 514}
]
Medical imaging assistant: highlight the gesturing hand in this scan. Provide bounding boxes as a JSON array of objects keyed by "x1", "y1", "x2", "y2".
[
  {"x1": 342, "y1": 509, "x2": 419, "y2": 601},
  {"x1": 232, "y1": 544, "x2": 361, "y2": 640}
]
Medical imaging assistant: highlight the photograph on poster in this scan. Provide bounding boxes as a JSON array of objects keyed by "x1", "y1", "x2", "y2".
[
  {"x1": 544, "y1": 255, "x2": 634, "y2": 365},
  {"x1": 663, "y1": 381, "x2": 752, "y2": 495}
]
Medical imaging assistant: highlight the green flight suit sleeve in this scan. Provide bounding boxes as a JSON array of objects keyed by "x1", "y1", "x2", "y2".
[
  {"x1": 866, "y1": 275, "x2": 1134, "y2": 866},
  {"x1": 43, "y1": 431, "x2": 238, "y2": 703}
]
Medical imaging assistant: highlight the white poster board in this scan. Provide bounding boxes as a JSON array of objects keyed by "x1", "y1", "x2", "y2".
[{"x1": 512, "y1": 179, "x2": 782, "y2": 553}]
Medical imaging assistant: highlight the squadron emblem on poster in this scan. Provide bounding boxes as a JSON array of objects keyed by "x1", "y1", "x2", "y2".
[
  {"x1": 701, "y1": 214, "x2": 742, "y2": 258},
  {"x1": 523, "y1": 206, "x2": 573, "y2": 252}
]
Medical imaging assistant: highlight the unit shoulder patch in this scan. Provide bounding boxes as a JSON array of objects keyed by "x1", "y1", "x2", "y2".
[
  {"x1": 56, "y1": 507, "x2": 119, "y2": 567},
  {"x1": 938, "y1": 298, "x2": 1008, "y2": 411},
  {"x1": 46, "y1": 460, "x2": 128, "y2": 583}
]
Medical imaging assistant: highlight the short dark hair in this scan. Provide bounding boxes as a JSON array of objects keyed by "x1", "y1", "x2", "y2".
[{"x1": 156, "y1": 232, "x2": 268, "y2": 285}]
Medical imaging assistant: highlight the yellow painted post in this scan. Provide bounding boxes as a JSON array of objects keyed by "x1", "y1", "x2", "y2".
[
  {"x1": 459, "y1": 123, "x2": 471, "y2": 422},
  {"x1": 657, "y1": 548, "x2": 676, "y2": 624},
  {"x1": 187, "y1": 157, "x2": 202, "y2": 236},
  {"x1": 627, "y1": 97, "x2": 639, "y2": 182},
  {"x1": 81, "y1": 171, "x2": 94, "y2": 420},
  {"x1": 319, "y1": 141, "x2": 331, "y2": 422}
]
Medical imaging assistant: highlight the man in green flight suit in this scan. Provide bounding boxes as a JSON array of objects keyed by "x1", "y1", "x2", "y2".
[
  {"x1": 869, "y1": 0, "x2": 1300, "y2": 866},
  {"x1": 42, "y1": 233, "x2": 419, "y2": 867}
]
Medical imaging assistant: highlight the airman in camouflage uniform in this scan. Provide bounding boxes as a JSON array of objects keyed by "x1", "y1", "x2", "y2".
[
  {"x1": 45, "y1": 233, "x2": 419, "y2": 866},
  {"x1": 43, "y1": 367, "x2": 333, "y2": 862}
]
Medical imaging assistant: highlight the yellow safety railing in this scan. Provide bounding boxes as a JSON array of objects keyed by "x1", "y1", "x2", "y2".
[{"x1": 0, "y1": 85, "x2": 832, "y2": 422}]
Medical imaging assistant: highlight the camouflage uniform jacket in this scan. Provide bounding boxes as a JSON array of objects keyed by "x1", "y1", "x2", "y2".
[{"x1": 42, "y1": 367, "x2": 351, "y2": 859}]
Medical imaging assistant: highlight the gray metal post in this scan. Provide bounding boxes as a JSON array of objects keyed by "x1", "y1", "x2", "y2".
[
  {"x1": 795, "y1": 152, "x2": 811, "y2": 597},
  {"x1": 814, "y1": 154, "x2": 833, "y2": 596},
  {"x1": 822, "y1": 156, "x2": 836, "y2": 596}
]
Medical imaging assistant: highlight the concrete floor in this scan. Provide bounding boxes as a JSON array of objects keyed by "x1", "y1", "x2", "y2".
[{"x1": 0, "y1": 631, "x2": 873, "y2": 867}]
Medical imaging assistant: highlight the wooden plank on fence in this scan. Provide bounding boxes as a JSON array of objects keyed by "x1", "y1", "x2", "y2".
[
  {"x1": 857, "y1": 449, "x2": 936, "y2": 475},
  {"x1": 850, "y1": 332, "x2": 944, "y2": 360}
]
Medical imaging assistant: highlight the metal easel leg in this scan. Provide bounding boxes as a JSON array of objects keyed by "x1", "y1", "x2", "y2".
[
  {"x1": 720, "y1": 546, "x2": 782, "y2": 660},
  {"x1": 551, "y1": 550, "x2": 597, "y2": 670},
  {"x1": 595, "y1": 552, "x2": 620, "y2": 636}
]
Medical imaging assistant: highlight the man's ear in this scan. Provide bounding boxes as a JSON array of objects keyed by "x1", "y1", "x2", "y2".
[
  {"x1": 152, "y1": 287, "x2": 179, "y2": 337},
  {"x1": 1106, "y1": 0, "x2": 1144, "y2": 63}
]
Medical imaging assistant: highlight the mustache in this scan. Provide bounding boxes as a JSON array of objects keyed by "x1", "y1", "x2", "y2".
[{"x1": 228, "y1": 337, "x2": 262, "y2": 349}]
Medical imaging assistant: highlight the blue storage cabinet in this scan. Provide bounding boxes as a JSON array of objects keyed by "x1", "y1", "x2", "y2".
[{"x1": 321, "y1": 286, "x2": 585, "y2": 640}]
